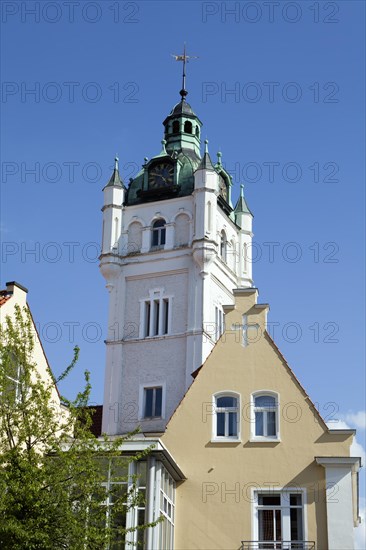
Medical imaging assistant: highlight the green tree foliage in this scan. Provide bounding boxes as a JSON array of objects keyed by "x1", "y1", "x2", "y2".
[{"x1": 0, "y1": 305, "x2": 156, "y2": 549}]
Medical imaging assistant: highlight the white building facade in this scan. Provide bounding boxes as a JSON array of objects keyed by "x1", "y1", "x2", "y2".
[{"x1": 99, "y1": 89, "x2": 253, "y2": 435}]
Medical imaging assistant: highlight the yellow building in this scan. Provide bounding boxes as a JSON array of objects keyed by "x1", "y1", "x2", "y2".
[
  {"x1": 0, "y1": 281, "x2": 62, "y2": 409},
  {"x1": 161, "y1": 288, "x2": 360, "y2": 549}
]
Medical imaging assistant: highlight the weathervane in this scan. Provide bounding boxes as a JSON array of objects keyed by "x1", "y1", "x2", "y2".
[{"x1": 172, "y1": 44, "x2": 199, "y2": 100}]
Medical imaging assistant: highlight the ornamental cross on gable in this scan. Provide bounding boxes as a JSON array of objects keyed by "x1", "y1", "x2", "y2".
[{"x1": 231, "y1": 315, "x2": 261, "y2": 347}]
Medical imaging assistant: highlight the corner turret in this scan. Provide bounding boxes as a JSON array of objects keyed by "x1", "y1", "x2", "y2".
[
  {"x1": 234, "y1": 184, "x2": 253, "y2": 287},
  {"x1": 102, "y1": 157, "x2": 124, "y2": 253}
]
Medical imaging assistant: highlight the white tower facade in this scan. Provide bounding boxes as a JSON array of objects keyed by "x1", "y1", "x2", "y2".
[{"x1": 100, "y1": 91, "x2": 253, "y2": 435}]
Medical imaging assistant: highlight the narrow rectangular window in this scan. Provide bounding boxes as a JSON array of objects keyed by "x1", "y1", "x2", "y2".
[
  {"x1": 143, "y1": 387, "x2": 163, "y2": 418},
  {"x1": 163, "y1": 299, "x2": 169, "y2": 335},
  {"x1": 219, "y1": 310, "x2": 224, "y2": 337},
  {"x1": 215, "y1": 307, "x2": 224, "y2": 341},
  {"x1": 215, "y1": 307, "x2": 218, "y2": 341},
  {"x1": 145, "y1": 302, "x2": 151, "y2": 337},
  {"x1": 154, "y1": 387, "x2": 162, "y2": 417},
  {"x1": 160, "y1": 227, "x2": 166, "y2": 245},
  {"x1": 216, "y1": 412, "x2": 225, "y2": 436},
  {"x1": 152, "y1": 230, "x2": 159, "y2": 247},
  {"x1": 158, "y1": 466, "x2": 176, "y2": 550},
  {"x1": 154, "y1": 300, "x2": 160, "y2": 336},
  {"x1": 255, "y1": 411, "x2": 264, "y2": 436},
  {"x1": 144, "y1": 388, "x2": 154, "y2": 417},
  {"x1": 267, "y1": 411, "x2": 276, "y2": 436}
]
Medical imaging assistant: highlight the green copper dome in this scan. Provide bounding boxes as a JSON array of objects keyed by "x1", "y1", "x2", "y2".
[{"x1": 125, "y1": 90, "x2": 203, "y2": 206}]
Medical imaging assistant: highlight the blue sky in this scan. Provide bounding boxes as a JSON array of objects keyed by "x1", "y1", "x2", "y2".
[{"x1": 1, "y1": 0, "x2": 365, "y2": 538}]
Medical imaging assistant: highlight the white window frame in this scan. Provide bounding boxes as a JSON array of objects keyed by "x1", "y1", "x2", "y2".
[
  {"x1": 251, "y1": 488, "x2": 308, "y2": 544},
  {"x1": 1, "y1": 353, "x2": 23, "y2": 403},
  {"x1": 250, "y1": 391, "x2": 280, "y2": 442},
  {"x1": 151, "y1": 218, "x2": 166, "y2": 249},
  {"x1": 99, "y1": 459, "x2": 148, "y2": 550},
  {"x1": 139, "y1": 289, "x2": 173, "y2": 339},
  {"x1": 157, "y1": 462, "x2": 175, "y2": 550},
  {"x1": 214, "y1": 305, "x2": 225, "y2": 342},
  {"x1": 138, "y1": 382, "x2": 166, "y2": 421},
  {"x1": 212, "y1": 391, "x2": 241, "y2": 442},
  {"x1": 152, "y1": 462, "x2": 176, "y2": 550},
  {"x1": 99, "y1": 458, "x2": 175, "y2": 550},
  {"x1": 7, "y1": 363, "x2": 22, "y2": 402}
]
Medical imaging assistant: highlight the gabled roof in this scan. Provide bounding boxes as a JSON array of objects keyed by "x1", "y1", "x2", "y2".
[
  {"x1": 169, "y1": 323, "x2": 353, "y2": 438},
  {"x1": 0, "y1": 293, "x2": 11, "y2": 307}
]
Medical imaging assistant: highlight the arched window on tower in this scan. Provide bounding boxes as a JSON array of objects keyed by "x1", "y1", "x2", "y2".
[
  {"x1": 151, "y1": 219, "x2": 166, "y2": 248},
  {"x1": 172, "y1": 120, "x2": 180, "y2": 133},
  {"x1": 220, "y1": 230, "x2": 227, "y2": 262},
  {"x1": 184, "y1": 121, "x2": 192, "y2": 134},
  {"x1": 195, "y1": 126, "x2": 200, "y2": 138}
]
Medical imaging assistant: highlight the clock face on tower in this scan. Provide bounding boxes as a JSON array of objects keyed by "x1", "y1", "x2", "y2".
[{"x1": 148, "y1": 163, "x2": 174, "y2": 189}]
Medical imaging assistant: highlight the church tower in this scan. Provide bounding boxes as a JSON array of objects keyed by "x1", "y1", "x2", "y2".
[{"x1": 99, "y1": 66, "x2": 253, "y2": 435}]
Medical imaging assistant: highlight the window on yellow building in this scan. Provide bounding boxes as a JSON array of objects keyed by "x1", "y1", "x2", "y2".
[
  {"x1": 251, "y1": 392, "x2": 279, "y2": 441},
  {"x1": 213, "y1": 392, "x2": 240, "y2": 440},
  {"x1": 253, "y1": 491, "x2": 305, "y2": 545},
  {"x1": 0, "y1": 352, "x2": 24, "y2": 404}
]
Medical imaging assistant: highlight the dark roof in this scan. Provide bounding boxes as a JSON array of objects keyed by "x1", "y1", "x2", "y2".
[
  {"x1": 195, "y1": 151, "x2": 215, "y2": 171},
  {"x1": 234, "y1": 186, "x2": 253, "y2": 215},
  {"x1": 170, "y1": 100, "x2": 195, "y2": 116},
  {"x1": 106, "y1": 168, "x2": 124, "y2": 188}
]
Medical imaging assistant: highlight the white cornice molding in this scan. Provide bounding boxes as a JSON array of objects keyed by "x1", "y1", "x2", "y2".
[{"x1": 315, "y1": 456, "x2": 361, "y2": 472}]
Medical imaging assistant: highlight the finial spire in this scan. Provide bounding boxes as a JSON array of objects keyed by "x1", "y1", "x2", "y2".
[
  {"x1": 204, "y1": 139, "x2": 209, "y2": 154},
  {"x1": 105, "y1": 154, "x2": 123, "y2": 188},
  {"x1": 172, "y1": 44, "x2": 199, "y2": 101},
  {"x1": 240, "y1": 183, "x2": 244, "y2": 196},
  {"x1": 217, "y1": 151, "x2": 222, "y2": 166}
]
